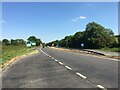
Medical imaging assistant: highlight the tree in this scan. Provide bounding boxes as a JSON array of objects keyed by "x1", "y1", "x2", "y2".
[
  {"x1": 65, "y1": 35, "x2": 74, "y2": 48},
  {"x1": 83, "y1": 22, "x2": 115, "y2": 49},
  {"x1": 46, "y1": 42, "x2": 52, "y2": 46},
  {"x1": 16, "y1": 39, "x2": 25, "y2": 45},
  {"x1": 118, "y1": 35, "x2": 120, "y2": 46},
  {"x1": 0, "y1": 40, "x2": 2, "y2": 45},
  {"x1": 103, "y1": 28, "x2": 116, "y2": 47},
  {"x1": 36, "y1": 39, "x2": 42, "y2": 46},
  {"x1": 2, "y1": 39, "x2": 10, "y2": 45},
  {"x1": 11, "y1": 39, "x2": 18, "y2": 45},
  {"x1": 52, "y1": 40, "x2": 59, "y2": 46},
  {"x1": 27, "y1": 36, "x2": 37, "y2": 43},
  {"x1": 48, "y1": 22, "x2": 116, "y2": 49},
  {"x1": 59, "y1": 35, "x2": 74, "y2": 48},
  {"x1": 116, "y1": 35, "x2": 120, "y2": 46},
  {"x1": 59, "y1": 39, "x2": 66, "y2": 47},
  {"x1": 73, "y1": 31, "x2": 84, "y2": 48},
  {"x1": 27, "y1": 36, "x2": 42, "y2": 46}
]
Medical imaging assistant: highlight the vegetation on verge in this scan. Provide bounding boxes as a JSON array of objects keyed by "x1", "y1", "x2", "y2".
[
  {"x1": 46, "y1": 22, "x2": 120, "y2": 51},
  {"x1": 27, "y1": 36, "x2": 42, "y2": 46},
  {"x1": 2, "y1": 45, "x2": 34, "y2": 64},
  {"x1": 1, "y1": 36, "x2": 42, "y2": 64},
  {"x1": 97, "y1": 47, "x2": 120, "y2": 52}
]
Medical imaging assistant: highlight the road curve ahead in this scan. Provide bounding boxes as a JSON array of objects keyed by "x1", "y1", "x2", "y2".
[
  {"x1": 41, "y1": 47, "x2": 118, "y2": 88},
  {"x1": 3, "y1": 49, "x2": 98, "y2": 88}
]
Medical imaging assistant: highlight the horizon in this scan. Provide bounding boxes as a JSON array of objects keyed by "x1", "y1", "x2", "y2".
[{"x1": 2, "y1": 2, "x2": 118, "y2": 43}]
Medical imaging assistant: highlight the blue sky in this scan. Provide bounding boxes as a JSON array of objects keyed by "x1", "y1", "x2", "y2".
[{"x1": 2, "y1": 2, "x2": 118, "y2": 43}]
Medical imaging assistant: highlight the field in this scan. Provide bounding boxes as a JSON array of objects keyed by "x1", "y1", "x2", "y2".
[{"x1": 2, "y1": 45, "x2": 36, "y2": 64}]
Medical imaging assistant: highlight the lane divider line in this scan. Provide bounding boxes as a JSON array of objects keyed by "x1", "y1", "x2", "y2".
[
  {"x1": 58, "y1": 62, "x2": 63, "y2": 65},
  {"x1": 40, "y1": 48, "x2": 107, "y2": 89},
  {"x1": 65, "y1": 66, "x2": 72, "y2": 70},
  {"x1": 40, "y1": 49, "x2": 49, "y2": 56},
  {"x1": 49, "y1": 56, "x2": 51, "y2": 58},
  {"x1": 97, "y1": 85, "x2": 105, "y2": 89},
  {"x1": 55, "y1": 59, "x2": 58, "y2": 62},
  {"x1": 76, "y1": 72, "x2": 87, "y2": 79},
  {"x1": 51, "y1": 57, "x2": 54, "y2": 59}
]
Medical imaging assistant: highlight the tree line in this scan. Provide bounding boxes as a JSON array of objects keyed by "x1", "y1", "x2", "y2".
[
  {"x1": 46, "y1": 22, "x2": 120, "y2": 49},
  {"x1": 1, "y1": 36, "x2": 42, "y2": 46}
]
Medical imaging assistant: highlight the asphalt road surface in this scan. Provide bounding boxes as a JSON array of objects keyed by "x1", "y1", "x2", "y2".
[
  {"x1": 2, "y1": 47, "x2": 118, "y2": 89},
  {"x1": 41, "y1": 47, "x2": 118, "y2": 88}
]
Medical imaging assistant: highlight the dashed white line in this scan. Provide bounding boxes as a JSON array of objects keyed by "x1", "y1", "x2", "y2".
[
  {"x1": 51, "y1": 57, "x2": 54, "y2": 59},
  {"x1": 76, "y1": 72, "x2": 87, "y2": 79},
  {"x1": 48, "y1": 56, "x2": 51, "y2": 58},
  {"x1": 65, "y1": 66, "x2": 72, "y2": 70},
  {"x1": 41, "y1": 48, "x2": 107, "y2": 89},
  {"x1": 55, "y1": 59, "x2": 58, "y2": 62},
  {"x1": 58, "y1": 62, "x2": 63, "y2": 65},
  {"x1": 45, "y1": 53, "x2": 48, "y2": 56},
  {"x1": 97, "y1": 85, "x2": 105, "y2": 89},
  {"x1": 40, "y1": 49, "x2": 48, "y2": 55}
]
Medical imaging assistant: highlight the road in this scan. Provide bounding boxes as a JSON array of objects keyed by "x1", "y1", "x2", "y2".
[
  {"x1": 2, "y1": 47, "x2": 118, "y2": 89},
  {"x1": 41, "y1": 47, "x2": 118, "y2": 88}
]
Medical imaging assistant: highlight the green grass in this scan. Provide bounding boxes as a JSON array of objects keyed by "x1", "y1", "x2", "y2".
[
  {"x1": 1, "y1": 45, "x2": 35, "y2": 64},
  {"x1": 98, "y1": 47, "x2": 120, "y2": 52}
]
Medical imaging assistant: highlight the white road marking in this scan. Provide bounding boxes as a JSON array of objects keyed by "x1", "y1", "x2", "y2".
[
  {"x1": 76, "y1": 72, "x2": 87, "y2": 79},
  {"x1": 44, "y1": 53, "x2": 46, "y2": 55},
  {"x1": 45, "y1": 53, "x2": 48, "y2": 56},
  {"x1": 48, "y1": 56, "x2": 51, "y2": 58},
  {"x1": 40, "y1": 49, "x2": 47, "y2": 54},
  {"x1": 51, "y1": 57, "x2": 54, "y2": 59},
  {"x1": 65, "y1": 66, "x2": 72, "y2": 70},
  {"x1": 97, "y1": 85, "x2": 105, "y2": 89},
  {"x1": 55, "y1": 59, "x2": 58, "y2": 62},
  {"x1": 58, "y1": 62, "x2": 63, "y2": 65},
  {"x1": 41, "y1": 48, "x2": 108, "y2": 89},
  {"x1": 40, "y1": 49, "x2": 52, "y2": 58}
]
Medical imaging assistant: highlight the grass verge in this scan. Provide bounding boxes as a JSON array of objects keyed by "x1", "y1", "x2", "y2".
[
  {"x1": 1, "y1": 45, "x2": 38, "y2": 68},
  {"x1": 97, "y1": 47, "x2": 120, "y2": 52}
]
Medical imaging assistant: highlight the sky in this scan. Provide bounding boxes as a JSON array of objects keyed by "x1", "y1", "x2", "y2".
[{"x1": 2, "y1": 2, "x2": 118, "y2": 43}]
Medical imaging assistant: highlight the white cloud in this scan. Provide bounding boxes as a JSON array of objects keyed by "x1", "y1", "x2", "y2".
[
  {"x1": 72, "y1": 16, "x2": 86, "y2": 22},
  {"x1": 72, "y1": 19, "x2": 77, "y2": 22},
  {"x1": 80, "y1": 16, "x2": 86, "y2": 19}
]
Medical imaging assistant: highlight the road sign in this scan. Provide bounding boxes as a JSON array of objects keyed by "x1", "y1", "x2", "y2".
[
  {"x1": 81, "y1": 43, "x2": 84, "y2": 47},
  {"x1": 81, "y1": 43, "x2": 84, "y2": 49}
]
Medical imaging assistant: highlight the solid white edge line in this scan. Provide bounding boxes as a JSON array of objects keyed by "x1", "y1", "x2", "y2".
[
  {"x1": 97, "y1": 85, "x2": 105, "y2": 89},
  {"x1": 58, "y1": 62, "x2": 63, "y2": 65},
  {"x1": 76, "y1": 72, "x2": 87, "y2": 79},
  {"x1": 65, "y1": 66, "x2": 72, "y2": 70}
]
